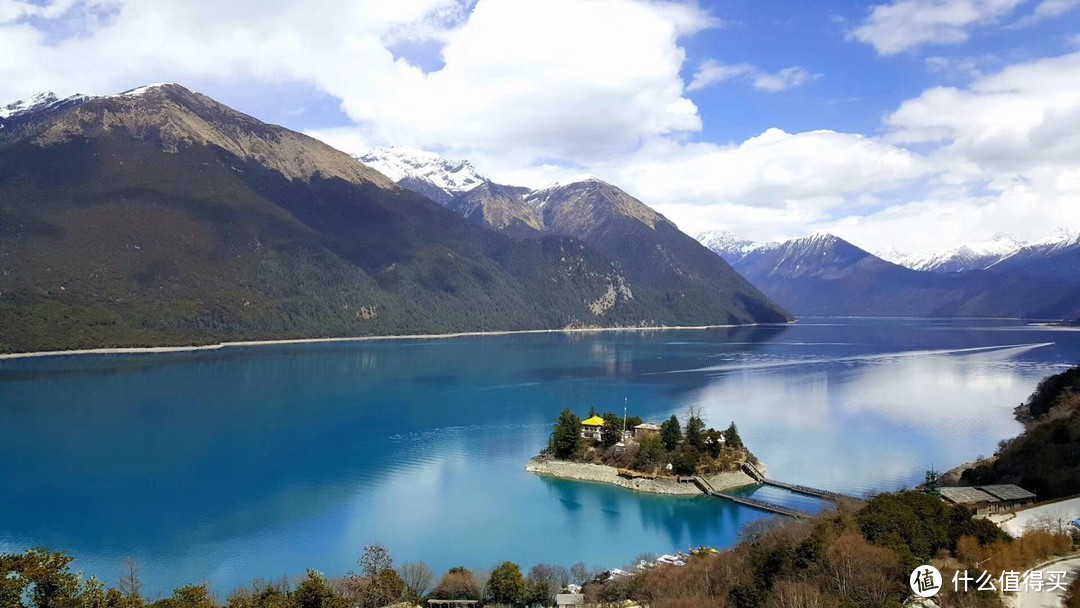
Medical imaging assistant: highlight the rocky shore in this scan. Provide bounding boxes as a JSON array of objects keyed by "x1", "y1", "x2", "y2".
[{"x1": 525, "y1": 457, "x2": 757, "y2": 495}]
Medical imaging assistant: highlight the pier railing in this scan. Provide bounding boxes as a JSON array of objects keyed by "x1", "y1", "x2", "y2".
[
  {"x1": 741, "y1": 463, "x2": 864, "y2": 503},
  {"x1": 692, "y1": 476, "x2": 811, "y2": 519}
]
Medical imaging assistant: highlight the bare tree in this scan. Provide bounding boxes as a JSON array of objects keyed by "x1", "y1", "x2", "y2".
[
  {"x1": 118, "y1": 557, "x2": 143, "y2": 599},
  {"x1": 359, "y1": 544, "x2": 394, "y2": 578},
  {"x1": 629, "y1": 553, "x2": 657, "y2": 570},
  {"x1": 472, "y1": 568, "x2": 491, "y2": 601},
  {"x1": 431, "y1": 568, "x2": 482, "y2": 600},
  {"x1": 685, "y1": 405, "x2": 705, "y2": 425},
  {"x1": 569, "y1": 562, "x2": 590, "y2": 586},
  {"x1": 527, "y1": 564, "x2": 570, "y2": 605},
  {"x1": 767, "y1": 580, "x2": 838, "y2": 608},
  {"x1": 399, "y1": 561, "x2": 435, "y2": 600}
]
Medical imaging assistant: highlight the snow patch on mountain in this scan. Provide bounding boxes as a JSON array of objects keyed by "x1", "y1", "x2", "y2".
[
  {"x1": 120, "y1": 83, "x2": 179, "y2": 97},
  {"x1": 356, "y1": 146, "x2": 489, "y2": 193},
  {"x1": 0, "y1": 91, "x2": 96, "y2": 120},
  {"x1": 523, "y1": 174, "x2": 609, "y2": 210},
  {"x1": 2, "y1": 85, "x2": 182, "y2": 122},
  {"x1": 535, "y1": 174, "x2": 603, "y2": 190}
]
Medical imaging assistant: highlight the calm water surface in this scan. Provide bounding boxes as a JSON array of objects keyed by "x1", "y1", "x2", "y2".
[{"x1": 1, "y1": 318, "x2": 1077, "y2": 595}]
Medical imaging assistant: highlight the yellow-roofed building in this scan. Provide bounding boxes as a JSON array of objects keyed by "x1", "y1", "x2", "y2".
[{"x1": 580, "y1": 415, "x2": 605, "y2": 440}]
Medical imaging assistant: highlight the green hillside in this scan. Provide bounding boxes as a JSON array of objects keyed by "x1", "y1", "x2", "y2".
[{"x1": 0, "y1": 85, "x2": 789, "y2": 353}]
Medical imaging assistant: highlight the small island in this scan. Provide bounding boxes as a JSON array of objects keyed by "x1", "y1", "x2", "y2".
[{"x1": 527, "y1": 406, "x2": 762, "y2": 495}]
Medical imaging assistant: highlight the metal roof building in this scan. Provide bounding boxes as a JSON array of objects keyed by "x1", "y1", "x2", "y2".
[{"x1": 939, "y1": 484, "x2": 1036, "y2": 515}]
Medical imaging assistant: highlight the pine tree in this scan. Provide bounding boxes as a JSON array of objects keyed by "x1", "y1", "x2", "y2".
[
  {"x1": 660, "y1": 415, "x2": 682, "y2": 452},
  {"x1": 685, "y1": 412, "x2": 706, "y2": 449},
  {"x1": 723, "y1": 422, "x2": 744, "y2": 449},
  {"x1": 548, "y1": 408, "x2": 581, "y2": 459}
]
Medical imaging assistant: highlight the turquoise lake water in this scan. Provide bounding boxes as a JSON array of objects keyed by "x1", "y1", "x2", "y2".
[{"x1": 1, "y1": 318, "x2": 1078, "y2": 595}]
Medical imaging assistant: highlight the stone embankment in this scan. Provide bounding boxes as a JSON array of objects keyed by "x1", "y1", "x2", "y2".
[{"x1": 525, "y1": 457, "x2": 756, "y2": 495}]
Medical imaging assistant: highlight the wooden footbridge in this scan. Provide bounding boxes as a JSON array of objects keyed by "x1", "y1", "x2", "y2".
[
  {"x1": 693, "y1": 476, "x2": 810, "y2": 518},
  {"x1": 691, "y1": 463, "x2": 865, "y2": 519},
  {"x1": 742, "y1": 462, "x2": 864, "y2": 503}
]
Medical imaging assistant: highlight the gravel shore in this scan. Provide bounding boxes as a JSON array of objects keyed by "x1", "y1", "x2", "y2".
[{"x1": 525, "y1": 457, "x2": 757, "y2": 495}]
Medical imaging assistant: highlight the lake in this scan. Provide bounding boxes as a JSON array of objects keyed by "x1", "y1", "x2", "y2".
[{"x1": 1, "y1": 318, "x2": 1077, "y2": 595}]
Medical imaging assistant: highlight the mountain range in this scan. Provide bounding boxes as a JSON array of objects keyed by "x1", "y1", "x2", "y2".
[
  {"x1": 359, "y1": 147, "x2": 790, "y2": 326},
  {"x1": 696, "y1": 230, "x2": 1080, "y2": 319},
  {"x1": 0, "y1": 85, "x2": 789, "y2": 353},
  {"x1": 876, "y1": 230, "x2": 1078, "y2": 273}
]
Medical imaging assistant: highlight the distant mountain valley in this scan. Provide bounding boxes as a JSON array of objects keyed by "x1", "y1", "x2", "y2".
[{"x1": 696, "y1": 230, "x2": 1080, "y2": 319}]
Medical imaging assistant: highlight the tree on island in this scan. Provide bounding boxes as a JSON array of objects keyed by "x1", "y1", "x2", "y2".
[
  {"x1": 671, "y1": 446, "x2": 702, "y2": 476},
  {"x1": 633, "y1": 435, "x2": 666, "y2": 472},
  {"x1": 702, "y1": 429, "x2": 725, "y2": 458},
  {"x1": 548, "y1": 408, "x2": 581, "y2": 459},
  {"x1": 601, "y1": 412, "x2": 623, "y2": 447},
  {"x1": 684, "y1": 408, "x2": 706, "y2": 450},
  {"x1": 723, "y1": 422, "x2": 743, "y2": 450},
  {"x1": 660, "y1": 415, "x2": 682, "y2": 451}
]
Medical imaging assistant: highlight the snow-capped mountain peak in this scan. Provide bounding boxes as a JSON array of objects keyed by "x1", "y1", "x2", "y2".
[
  {"x1": 1031, "y1": 227, "x2": 1079, "y2": 248},
  {"x1": 0, "y1": 92, "x2": 59, "y2": 119},
  {"x1": 697, "y1": 230, "x2": 755, "y2": 252},
  {"x1": 356, "y1": 146, "x2": 490, "y2": 194},
  {"x1": 799, "y1": 231, "x2": 842, "y2": 244},
  {"x1": 884, "y1": 233, "x2": 1030, "y2": 273}
]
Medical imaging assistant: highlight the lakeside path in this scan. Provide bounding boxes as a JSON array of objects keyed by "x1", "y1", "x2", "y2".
[
  {"x1": 0, "y1": 322, "x2": 791, "y2": 361},
  {"x1": 525, "y1": 457, "x2": 758, "y2": 496},
  {"x1": 1007, "y1": 554, "x2": 1080, "y2": 608}
]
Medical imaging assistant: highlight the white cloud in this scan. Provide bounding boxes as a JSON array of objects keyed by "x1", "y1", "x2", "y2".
[
  {"x1": 1010, "y1": 0, "x2": 1080, "y2": 26},
  {"x1": 687, "y1": 62, "x2": 754, "y2": 90},
  {"x1": 0, "y1": 0, "x2": 716, "y2": 164},
  {"x1": 923, "y1": 54, "x2": 1000, "y2": 80},
  {"x1": 886, "y1": 51, "x2": 1080, "y2": 171},
  {"x1": 812, "y1": 51, "x2": 1080, "y2": 253},
  {"x1": 751, "y1": 66, "x2": 817, "y2": 92},
  {"x1": 0, "y1": 0, "x2": 81, "y2": 23},
  {"x1": 849, "y1": 0, "x2": 1026, "y2": 55},
  {"x1": 619, "y1": 50, "x2": 1080, "y2": 254},
  {"x1": 601, "y1": 129, "x2": 926, "y2": 210},
  {"x1": 2, "y1": 0, "x2": 1079, "y2": 256},
  {"x1": 688, "y1": 60, "x2": 817, "y2": 92}
]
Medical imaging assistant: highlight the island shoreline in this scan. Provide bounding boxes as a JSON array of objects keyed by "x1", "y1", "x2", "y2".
[
  {"x1": 525, "y1": 457, "x2": 759, "y2": 496},
  {"x1": 0, "y1": 322, "x2": 795, "y2": 361}
]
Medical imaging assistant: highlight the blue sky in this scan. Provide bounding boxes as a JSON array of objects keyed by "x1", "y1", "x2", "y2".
[{"x1": 1, "y1": 0, "x2": 1079, "y2": 254}]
